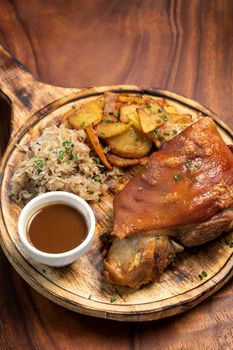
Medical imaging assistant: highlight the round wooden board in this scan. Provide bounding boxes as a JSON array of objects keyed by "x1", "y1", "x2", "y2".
[{"x1": 0, "y1": 46, "x2": 233, "y2": 322}]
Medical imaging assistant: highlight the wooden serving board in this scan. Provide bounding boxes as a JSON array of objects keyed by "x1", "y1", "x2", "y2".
[{"x1": 0, "y1": 44, "x2": 233, "y2": 322}]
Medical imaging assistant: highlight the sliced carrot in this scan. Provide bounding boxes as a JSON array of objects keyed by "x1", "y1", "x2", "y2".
[{"x1": 86, "y1": 125, "x2": 112, "y2": 170}]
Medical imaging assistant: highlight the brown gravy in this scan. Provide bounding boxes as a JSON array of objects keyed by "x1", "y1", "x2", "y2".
[{"x1": 26, "y1": 203, "x2": 88, "y2": 254}]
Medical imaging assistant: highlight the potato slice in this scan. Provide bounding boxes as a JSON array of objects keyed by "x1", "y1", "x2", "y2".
[
  {"x1": 138, "y1": 106, "x2": 165, "y2": 133},
  {"x1": 128, "y1": 111, "x2": 143, "y2": 131},
  {"x1": 107, "y1": 127, "x2": 152, "y2": 158},
  {"x1": 164, "y1": 104, "x2": 177, "y2": 113},
  {"x1": 120, "y1": 104, "x2": 143, "y2": 131},
  {"x1": 85, "y1": 125, "x2": 112, "y2": 170},
  {"x1": 120, "y1": 104, "x2": 131, "y2": 123},
  {"x1": 96, "y1": 122, "x2": 130, "y2": 139},
  {"x1": 62, "y1": 107, "x2": 76, "y2": 128},
  {"x1": 169, "y1": 113, "x2": 192, "y2": 124},
  {"x1": 118, "y1": 95, "x2": 145, "y2": 104},
  {"x1": 68, "y1": 97, "x2": 104, "y2": 129},
  {"x1": 107, "y1": 154, "x2": 149, "y2": 167},
  {"x1": 147, "y1": 113, "x2": 193, "y2": 148}
]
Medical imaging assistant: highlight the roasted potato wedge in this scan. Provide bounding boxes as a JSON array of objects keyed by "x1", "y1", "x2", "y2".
[
  {"x1": 148, "y1": 113, "x2": 193, "y2": 148},
  {"x1": 107, "y1": 154, "x2": 149, "y2": 167},
  {"x1": 138, "y1": 106, "x2": 165, "y2": 133},
  {"x1": 169, "y1": 113, "x2": 192, "y2": 124},
  {"x1": 68, "y1": 97, "x2": 104, "y2": 129},
  {"x1": 118, "y1": 95, "x2": 145, "y2": 104},
  {"x1": 96, "y1": 122, "x2": 130, "y2": 139},
  {"x1": 164, "y1": 104, "x2": 177, "y2": 113},
  {"x1": 85, "y1": 125, "x2": 112, "y2": 170},
  {"x1": 107, "y1": 127, "x2": 152, "y2": 158},
  {"x1": 62, "y1": 107, "x2": 76, "y2": 128},
  {"x1": 120, "y1": 104, "x2": 143, "y2": 131},
  {"x1": 120, "y1": 104, "x2": 131, "y2": 123}
]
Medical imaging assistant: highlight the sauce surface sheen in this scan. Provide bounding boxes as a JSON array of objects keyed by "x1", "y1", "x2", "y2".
[{"x1": 26, "y1": 203, "x2": 87, "y2": 254}]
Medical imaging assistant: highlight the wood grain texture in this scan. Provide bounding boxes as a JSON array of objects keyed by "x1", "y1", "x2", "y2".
[
  {"x1": 1, "y1": 79, "x2": 233, "y2": 321},
  {"x1": 0, "y1": 0, "x2": 233, "y2": 349}
]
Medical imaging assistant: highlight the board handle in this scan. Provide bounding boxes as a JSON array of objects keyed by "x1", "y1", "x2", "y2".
[{"x1": 0, "y1": 44, "x2": 78, "y2": 136}]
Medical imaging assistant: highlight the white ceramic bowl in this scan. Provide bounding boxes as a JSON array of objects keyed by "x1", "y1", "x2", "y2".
[{"x1": 18, "y1": 192, "x2": 96, "y2": 267}]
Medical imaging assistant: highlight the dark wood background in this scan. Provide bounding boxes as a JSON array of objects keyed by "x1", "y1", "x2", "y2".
[{"x1": 0, "y1": 0, "x2": 233, "y2": 349}]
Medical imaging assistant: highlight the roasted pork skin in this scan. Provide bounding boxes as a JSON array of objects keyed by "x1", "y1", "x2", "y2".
[{"x1": 113, "y1": 117, "x2": 233, "y2": 239}]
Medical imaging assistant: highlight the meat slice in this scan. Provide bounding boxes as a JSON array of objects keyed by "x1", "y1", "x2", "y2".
[
  {"x1": 113, "y1": 117, "x2": 233, "y2": 239},
  {"x1": 104, "y1": 236, "x2": 183, "y2": 289},
  {"x1": 103, "y1": 92, "x2": 118, "y2": 115},
  {"x1": 177, "y1": 207, "x2": 233, "y2": 247}
]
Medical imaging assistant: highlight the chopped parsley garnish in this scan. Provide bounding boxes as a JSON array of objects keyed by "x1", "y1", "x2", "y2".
[
  {"x1": 114, "y1": 112, "x2": 120, "y2": 119},
  {"x1": 100, "y1": 131, "x2": 105, "y2": 136},
  {"x1": 173, "y1": 129, "x2": 178, "y2": 134},
  {"x1": 174, "y1": 174, "x2": 180, "y2": 182},
  {"x1": 157, "y1": 107, "x2": 163, "y2": 113},
  {"x1": 94, "y1": 176, "x2": 101, "y2": 182},
  {"x1": 95, "y1": 157, "x2": 100, "y2": 164},
  {"x1": 59, "y1": 150, "x2": 65, "y2": 160},
  {"x1": 162, "y1": 114, "x2": 168, "y2": 121},
  {"x1": 161, "y1": 137, "x2": 166, "y2": 144},
  {"x1": 73, "y1": 154, "x2": 78, "y2": 161},
  {"x1": 185, "y1": 159, "x2": 201, "y2": 172},
  {"x1": 88, "y1": 190, "x2": 95, "y2": 195},
  {"x1": 164, "y1": 131, "x2": 170, "y2": 136},
  {"x1": 198, "y1": 271, "x2": 208, "y2": 280},
  {"x1": 80, "y1": 121, "x2": 85, "y2": 127},
  {"x1": 152, "y1": 129, "x2": 158, "y2": 136},
  {"x1": 100, "y1": 232, "x2": 108, "y2": 238},
  {"x1": 62, "y1": 140, "x2": 73, "y2": 148},
  {"x1": 185, "y1": 159, "x2": 192, "y2": 169},
  {"x1": 157, "y1": 119, "x2": 162, "y2": 123},
  {"x1": 62, "y1": 140, "x2": 74, "y2": 156},
  {"x1": 33, "y1": 158, "x2": 44, "y2": 169},
  {"x1": 147, "y1": 104, "x2": 152, "y2": 111},
  {"x1": 110, "y1": 297, "x2": 116, "y2": 303},
  {"x1": 224, "y1": 237, "x2": 233, "y2": 247}
]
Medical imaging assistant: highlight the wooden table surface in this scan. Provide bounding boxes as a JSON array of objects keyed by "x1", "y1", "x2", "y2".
[{"x1": 0, "y1": 1, "x2": 233, "y2": 349}]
